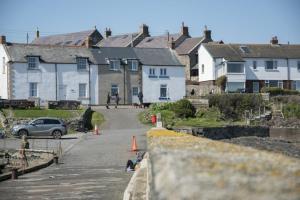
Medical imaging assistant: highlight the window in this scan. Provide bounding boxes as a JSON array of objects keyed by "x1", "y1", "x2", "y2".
[
  {"x1": 253, "y1": 82, "x2": 259, "y2": 93},
  {"x1": 2, "y1": 57, "x2": 5, "y2": 74},
  {"x1": 132, "y1": 87, "x2": 139, "y2": 96},
  {"x1": 227, "y1": 63, "x2": 244, "y2": 73},
  {"x1": 149, "y1": 68, "x2": 157, "y2": 78},
  {"x1": 44, "y1": 119, "x2": 60, "y2": 124},
  {"x1": 33, "y1": 119, "x2": 44, "y2": 125},
  {"x1": 297, "y1": 61, "x2": 300, "y2": 71},
  {"x1": 28, "y1": 56, "x2": 39, "y2": 69},
  {"x1": 278, "y1": 81, "x2": 283, "y2": 89},
  {"x1": 201, "y1": 64, "x2": 204, "y2": 74},
  {"x1": 77, "y1": 57, "x2": 87, "y2": 70},
  {"x1": 253, "y1": 61, "x2": 257, "y2": 70},
  {"x1": 160, "y1": 84, "x2": 167, "y2": 98},
  {"x1": 226, "y1": 82, "x2": 245, "y2": 92},
  {"x1": 111, "y1": 84, "x2": 119, "y2": 96},
  {"x1": 265, "y1": 60, "x2": 277, "y2": 70},
  {"x1": 128, "y1": 60, "x2": 138, "y2": 71},
  {"x1": 109, "y1": 60, "x2": 120, "y2": 71},
  {"x1": 292, "y1": 80, "x2": 300, "y2": 91},
  {"x1": 265, "y1": 80, "x2": 283, "y2": 88},
  {"x1": 29, "y1": 82, "x2": 37, "y2": 97},
  {"x1": 160, "y1": 68, "x2": 167, "y2": 76},
  {"x1": 79, "y1": 83, "x2": 87, "y2": 98}
]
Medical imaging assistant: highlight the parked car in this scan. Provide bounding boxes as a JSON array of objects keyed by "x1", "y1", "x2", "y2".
[{"x1": 11, "y1": 117, "x2": 67, "y2": 139}]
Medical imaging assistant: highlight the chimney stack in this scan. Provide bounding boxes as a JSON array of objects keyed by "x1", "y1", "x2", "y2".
[
  {"x1": 203, "y1": 25, "x2": 212, "y2": 41},
  {"x1": 140, "y1": 24, "x2": 149, "y2": 37},
  {"x1": 85, "y1": 36, "x2": 93, "y2": 48},
  {"x1": 270, "y1": 36, "x2": 279, "y2": 45},
  {"x1": 181, "y1": 22, "x2": 189, "y2": 37},
  {"x1": 0, "y1": 35, "x2": 6, "y2": 44},
  {"x1": 105, "y1": 28, "x2": 112, "y2": 38},
  {"x1": 36, "y1": 27, "x2": 40, "y2": 38},
  {"x1": 169, "y1": 37, "x2": 175, "y2": 49}
]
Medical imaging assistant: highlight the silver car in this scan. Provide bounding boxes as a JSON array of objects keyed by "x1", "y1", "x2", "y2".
[{"x1": 12, "y1": 117, "x2": 67, "y2": 139}]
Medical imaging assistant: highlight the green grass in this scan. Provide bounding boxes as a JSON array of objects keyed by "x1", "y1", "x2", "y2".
[
  {"x1": 2, "y1": 108, "x2": 84, "y2": 119},
  {"x1": 91, "y1": 111, "x2": 105, "y2": 128}
]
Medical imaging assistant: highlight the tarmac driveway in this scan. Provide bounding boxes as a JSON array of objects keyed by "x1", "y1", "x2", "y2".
[{"x1": 0, "y1": 107, "x2": 149, "y2": 200}]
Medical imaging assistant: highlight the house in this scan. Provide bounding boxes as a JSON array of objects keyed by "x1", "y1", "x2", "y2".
[
  {"x1": 198, "y1": 37, "x2": 300, "y2": 94},
  {"x1": 97, "y1": 24, "x2": 150, "y2": 47},
  {"x1": 31, "y1": 28, "x2": 103, "y2": 46},
  {"x1": 0, "y1": 36, "x2": 99, "y2": 105}
]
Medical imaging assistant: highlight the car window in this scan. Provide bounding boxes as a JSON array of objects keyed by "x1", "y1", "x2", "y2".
[
  {"x1": 34, "y1": 119, "x2": 44, "y2": 125},
  {"x1": 44, "y1": 119, "x2": 60, "y2": 124}
]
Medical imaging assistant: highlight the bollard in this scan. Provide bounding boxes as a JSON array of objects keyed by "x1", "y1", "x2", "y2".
[
  {"x1": 53, "y1": 155, "x2": 59, "y2": 164},
  {"x1": 11, "y1": 168, "x2": 18, "y2": 180}
]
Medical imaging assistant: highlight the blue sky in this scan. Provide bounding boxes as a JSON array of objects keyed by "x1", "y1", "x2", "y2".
[{"x1": 1, "y1": 0, "x2": 300, "y2": 44}]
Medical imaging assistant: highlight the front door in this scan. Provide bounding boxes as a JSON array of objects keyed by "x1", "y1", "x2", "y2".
[
  {"x1": 132, "y1": 87, "x2": 139, "y2": 104},
  {"x1": 253, "y1": 82, "x2": 259, "y2": 93},
  {"x1": 59, "y1": 85, "x2": 67, "y2": 100}
]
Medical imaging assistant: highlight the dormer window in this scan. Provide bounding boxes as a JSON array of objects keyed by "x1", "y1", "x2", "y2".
[
  {"x1": 265, "y1": 60, "x2": 277, "y2": 70},
  {"x1": 128, "y1": 60, "x2": 138, "y2": 71},
  {"x1": 28, "y1": 56, "x2": 39, "y2": 70},
  {"x1": 109, "y1": 60, "x2": 121, "y2": 71},
  {"x1": 77, "y1": 57, "x2": 88, "y2": 70}
]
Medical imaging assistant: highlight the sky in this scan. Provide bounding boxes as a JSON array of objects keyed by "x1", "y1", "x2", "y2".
[{"x1": 1, "y1": 0, "x2": 300, "y2": 44}]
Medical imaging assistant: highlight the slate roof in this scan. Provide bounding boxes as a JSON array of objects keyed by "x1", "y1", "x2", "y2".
[
  {"x1": 31, "y1": 30, "x2": 99, "y2": 46},
  {"x1": 97, "y1": 33, "x2": 139, "y2": 47},
  {"x1": 203, "y1": 43, "x2": 300, "y2": 61},
  {"x1": 136, "y1": 34, "x2": 181, "y2": 48},
  {"x1": 175, "y1": 37, "x2": 204, "y2": 55},
  {"x1": 5, "y1": 43, "x2": 183, "y2": 66},
  {"x1": 6, "y1": 43, "x2": 96, "y2": 63}
]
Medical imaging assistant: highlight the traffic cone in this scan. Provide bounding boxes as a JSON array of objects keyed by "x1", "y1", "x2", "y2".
[
  {"x1": 131, "y1": 136, "x2": 138, "y2": 151},
  {"x1": 94, "y1": 125, "x2": 99, "y2": 135}
]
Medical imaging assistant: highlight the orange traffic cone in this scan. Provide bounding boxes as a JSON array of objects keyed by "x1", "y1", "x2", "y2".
[
  {"x1": 131, "y1": 136, "x2": 138, "y2": 151},
  {"x1": 94, "y1": 125, "x2": 100, "y2": 135}
]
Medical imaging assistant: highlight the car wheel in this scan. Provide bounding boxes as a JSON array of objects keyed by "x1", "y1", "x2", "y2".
[
  {"x1": 53, "y1": 130, "x2": 62, "y2": 139},
  {"x1": 18, "y1": 129, "x2": 28, "y2": 138}
]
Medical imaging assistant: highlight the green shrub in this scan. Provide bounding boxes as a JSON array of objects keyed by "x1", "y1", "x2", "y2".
[
  {"x1": 272, "y1": 95, "x2": 300, "y2": 104},
  {"x1": 196, "y1": 106, "x2": 221, "y2": 119},
  {"x1": 216, "y1": 75, "x2": 227, "y2": 91},
  {"x1": 261, "y1": 87, "x2": 300, "y2": 96},
  {"x1": 208, "y1": 94, "x2": 263, "y2": 120},
  {"x1": 283, "y1": 103, "x2": 300, "y2": 119},
  {"x1": 171, "y1": 99, "x2": 196, "y2": 118},
  {"x1": 150, "y1": 102, "x2": 174, "y2": 111}
]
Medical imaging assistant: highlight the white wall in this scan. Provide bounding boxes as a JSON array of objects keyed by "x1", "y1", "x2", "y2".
[
  {"x1": 289, "y1": 59, "x2": 300, "y2": 80},
  {"x1": 198, "y1": 45, "x2": 214, "y2": 82},
  {"x1": 245, "y1": 58, "x2": 288, "y2": 80},
  {"x1": 11, "y1": 62, "x2": 98, "y2": 105},
  {"x1": 0, "y1": 45, "x2": 9, "y2": 99},
  {"x1": 142, "y1": 65, "x2": 185, "y2": 103}
]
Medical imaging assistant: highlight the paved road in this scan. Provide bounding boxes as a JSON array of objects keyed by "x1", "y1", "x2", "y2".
[{"x1": 0, "y1": 108, "x2": 149, "y2": 200}]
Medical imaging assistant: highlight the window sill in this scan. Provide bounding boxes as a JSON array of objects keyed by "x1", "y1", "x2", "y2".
[
  {"x1": 109, "y1": 69, "x2": 121, "y2": 71},
  {"x1": 265, "y1": 69, "x2": 279, "y2": 72},
  {"x1": 159, "y1": 97, "x2": 170, "y2": 100},
  {"x1": 159, "y1": 76, "x2": 169, "y2": 79},
  {"x1": 148, "y1": 75, "x2": 158, "y2": 78}
]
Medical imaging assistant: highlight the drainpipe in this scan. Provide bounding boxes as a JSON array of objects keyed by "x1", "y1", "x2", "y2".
[
  {"x1": 123, "y1": 61, "x2": 126, "y2": 105},
  {"x1": 88, "y1": 64, "x2": 91, "y2": 105},
  {"x1": 286, "y1": 58, "x2": 290, "y2": 89},
  {"x1": 55, "y1": 64, "x2": 58, "y2": 100}
]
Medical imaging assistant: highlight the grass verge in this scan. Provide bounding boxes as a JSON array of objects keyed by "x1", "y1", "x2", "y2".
[{"x1": 91, "y1": 111, "x2": 105, "y2": 128}]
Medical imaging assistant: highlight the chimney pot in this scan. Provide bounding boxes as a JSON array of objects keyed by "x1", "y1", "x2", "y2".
[
  {"x1": 181, "y1": 22, "x2": 189, "y2": 37},
  {"x1": 105, "y1": 28, "x2": 112, "y2": 38},
  {"x1": 0, "y1": 35, "x2": 6, "y2": 44},
  {"x1": 140, "y1": 24, "x2": 149, "y2": 37},
  {"x1": 36, "y1": 28, "x2": 40, "y2": 38},
  {"x1": 270, "y1": 36, "x2": 279, "y2": 45},
  {"x1": 203, "y1": 27, "x2": 212, "y2": 41}
]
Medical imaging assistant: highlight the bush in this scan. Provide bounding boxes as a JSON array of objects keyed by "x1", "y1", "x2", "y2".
[
  {"x1": 215, "y1": 75, "x2": 227, "y2": 91},
  {"x1": 171, "y1": 99, "x2": 196, "y2": 118},
  {"x1": 208, "y1": 94, "x2": 263, "y2": 120},
  {"x1": 261, "y1": 87, "x2": 300, "y2": 96},
  {"x1": 196, "y1": 106, "x2": 221, "y2": 119},
  {"x1": 272, "y1": 95, "x2": 300, "y2": 104},
  {"x1": 150, "y1": 102, "x2": 174, "y2": 111},
  {"x1": 283, "y1": 103, "x2": 300, "y2": 119}
]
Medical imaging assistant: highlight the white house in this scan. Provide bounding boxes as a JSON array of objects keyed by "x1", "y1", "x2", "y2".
[
  {"x1": 198, "y1": 37, "x2": 300, "y2": 94},
  {"x1": 0, "y1": 36, "x2": 99, "y2": 105},
  {"x1": 134, "y1": 48, "x2": 186, "y2": 103}
]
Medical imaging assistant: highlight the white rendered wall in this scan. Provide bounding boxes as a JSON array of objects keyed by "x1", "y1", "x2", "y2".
[
  {"x1": 198, "y1": 45, "x2": 215, "y2": 82},
  {"x1": 142, "y1": 65, "x2": 185, "y2": 103},
  {"x1": 245, "y1": 58, "x2": 288, "y2": 80},
  {"x1": 289, "y1": 59, "x2": 300, "y2": 80},
  {"x1": 0, "y1": 45, "x2": 9, "y2": 99}
]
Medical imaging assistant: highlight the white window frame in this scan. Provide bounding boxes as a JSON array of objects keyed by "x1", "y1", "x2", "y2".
[
  {"x1": 160, "y1": 84, "x2": 167, "y2": 98},
  {"x1": 77, "y1": 57, "x2": 88, "y2": 70},
  {"x1": 28, "y1": 56, "x2": 39, "y2": 70},
  {"x1": 149, "y1": 68, "x2": 156, "y2": 77},
  {"x1": 111, "y1": 84, "x2": 119, "y2": 96},
  {"x1": 109, "y1": 60, "x2": 121, "y2": 71},
  {"x1": 29, "y1": 82, "x2": 38, "y2": 97},
  {"x1": 227, "y1": 63, "x2": 244, "y2": 74},
  {"x1": 79, "y1": 83, "x2": 87, "y2": 98},
  {"x1": 160, "y1": 68, "x2": 167, "y2": 76},
  {"x1": 2, "y1": 57, "x2": 5, "y2": 74},
  {"x1": 265, "y1": 60, "x2": 278, "y2": 70},
  {"x1": 128, "y1": 60, "x2": 138, "y2": 71}
]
